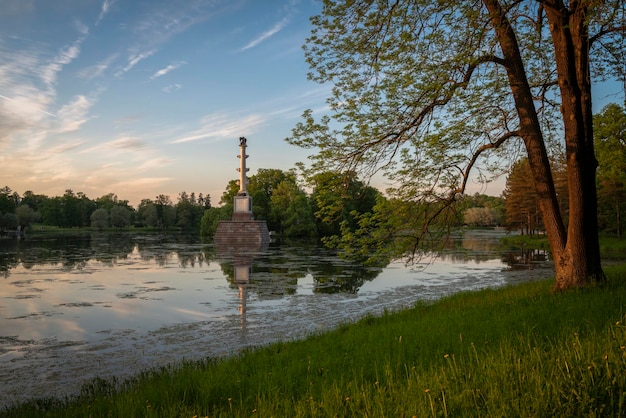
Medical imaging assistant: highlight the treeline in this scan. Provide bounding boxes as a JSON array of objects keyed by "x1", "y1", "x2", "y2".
[{"x1": 0, "y1": 189, "x2": 211, "y2": 232}]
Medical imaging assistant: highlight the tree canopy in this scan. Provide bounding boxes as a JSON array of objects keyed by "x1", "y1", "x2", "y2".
[{"x1": 288, "y1": 0, "x2": 626, "y2": 290}]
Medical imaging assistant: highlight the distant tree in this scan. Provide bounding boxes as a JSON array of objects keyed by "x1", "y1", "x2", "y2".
[
  {"x1": 309, "y1": 171, "x2": 380, "y2": 239},
  {"x1": 0, "y1": 186, "x2": 16, "y2": 214},
  {"x1": 200, "y1": 205, "x2": 233, "y2": 237},
  {"x1": 197, "y1": 193, "x2": 211, "y2": 209},
  {"x1": 463, "y1": 207, "x2": 498, "y2": 227},
  {"x1": 454, "y1": 193, "x2": 505, "y2": 227},
  {"x1": 15, "y1": 204, "x2": 40, "y2": 229},
  {"x1": 110, "y1": 206, "x2": 131, "y2": 228},
  {"x1": 503, "y1": 159, "x2": 541, "y2": 235},
  {"x1": 137, "y1": 200, "x2": 159, "y2": 227},
  {"x1": 175, "y1": 191, "x2": 205, "y2": 230},
  {"x1": 594, "y1": 103, "x2": 626, "y2": 238},
  {"x1": 96, "y1": 193, "x2": 120, "y2": 211},
  {"x1": 155, "y1": 194, "x2": 176, "y2": 229},
  {"x1": 0, "y1": 213, "x2": 18, "y2": 231},
  {"x1": 220, "y1": 180, "x2": 240, "y2": 206},
  {"x1": 248, "y1": 169, "x2": 296, "y2": 226},
  {"x1": 90, "y1": 208, "x2": 109, "y2": 230},
  {"x1": 270, "y1": 180, "x2": 317, "y2": 238},
  {"x1": 41, "y1": 197, "x2": 63, "y2": 227},
  {"x1": 21, "y1": 191, "x2": 48, "y2": 213}
]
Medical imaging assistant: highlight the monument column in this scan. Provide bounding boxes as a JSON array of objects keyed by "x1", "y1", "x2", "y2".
[
  {"x1": 213, "y1": 136, "x2": 270, "y2": 247},
  {"x1": 233, "y1": 136, "x2": 253, "y2": 221}
]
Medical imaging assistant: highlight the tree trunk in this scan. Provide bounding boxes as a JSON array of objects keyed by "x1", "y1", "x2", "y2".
[
  {"x1": 544, "y1": 1, "x2": 605, "y2": 289},
  {"x1": 483, "y1": 0, "x2": 604, "y2": 291}
]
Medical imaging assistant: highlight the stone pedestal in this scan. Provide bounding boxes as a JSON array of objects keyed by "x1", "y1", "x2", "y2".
[{"x1": 214, "y1": 220, "x2": 270, "y2": 249}]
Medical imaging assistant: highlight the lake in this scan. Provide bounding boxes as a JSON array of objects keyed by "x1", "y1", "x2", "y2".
[{"x1": 0, "y1": 230, "x2": 553, "y2": 407}]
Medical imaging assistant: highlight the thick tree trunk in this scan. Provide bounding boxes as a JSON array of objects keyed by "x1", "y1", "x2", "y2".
[
  {"x1": 484, "y1": 0, "x2": 604, "y2": 291},
  {"x1": 544, "y1": 1, "x2": 605, "y2": 289}
]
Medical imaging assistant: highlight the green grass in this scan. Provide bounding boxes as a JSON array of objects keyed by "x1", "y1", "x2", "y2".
[{"x1": 4, "y1": 265, "x2": 626, "y2": 417}]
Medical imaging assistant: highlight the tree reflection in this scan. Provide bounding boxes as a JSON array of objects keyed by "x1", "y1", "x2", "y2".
[{"x1": 501, "y1": 249, "x2": 550, "y2": 270}]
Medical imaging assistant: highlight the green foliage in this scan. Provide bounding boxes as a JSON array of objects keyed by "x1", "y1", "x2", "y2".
[
  {"x1": 109, "y1": 206, "x2": 130, "y2": 228},
  {"x1": 309, "y1": 171, "x2": 380, "y2": 240},
  {"x1": 90, "y1": 208, "x2": 109, "y2": 230},
  {"x1": 595, "y1": 103, "x2": 626, "y2": 238},
  {"x1": 15, "y1": 204, "x2": 40, "y2": 228},
  {"x1": 200, "y1": 205, "x2": 232, "y2": 237},
  {"x1": 270, "y1": 180, "x2": 317, "y2": 238},
  {"x1": 175, "y1": 191, "x2": 206, "y2": 230},
  {"x1": 6, "y1": 265, "x2": 626, "y2": 417}
]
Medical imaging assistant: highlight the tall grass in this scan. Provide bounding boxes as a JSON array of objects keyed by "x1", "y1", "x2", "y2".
[{"x1": 4, "y1": 265, "x2": 626, "y2": 417}]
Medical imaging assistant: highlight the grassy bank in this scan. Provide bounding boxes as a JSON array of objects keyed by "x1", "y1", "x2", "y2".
[{"x1": 4, "y1": 266, "x2": 626, "y2": 417}]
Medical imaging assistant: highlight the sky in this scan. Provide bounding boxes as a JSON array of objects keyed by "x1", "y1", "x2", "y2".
[
  {"x1": 0, "y1": 0, "x2": 329, "y2": 207},
  {"x1": 1, "y1": 0, "x2": 623, "y2": 208}
]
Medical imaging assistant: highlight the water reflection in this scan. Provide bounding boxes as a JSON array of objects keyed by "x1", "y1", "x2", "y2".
[
  {"x1": 1, "y1": 231, "x2": 551, "y2": 281},
  {"x1": 0, "y1": 230, "x2": 562, "y2": 407}
]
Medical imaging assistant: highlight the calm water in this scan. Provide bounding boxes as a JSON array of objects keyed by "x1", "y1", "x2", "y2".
[{"x1": 0, "y1": 230, "x2": 552, "y2": 407}]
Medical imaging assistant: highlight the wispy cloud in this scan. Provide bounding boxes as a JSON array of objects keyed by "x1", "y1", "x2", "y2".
[
  {"x1": 77, "y1": 54, "x2": 118, "y2": 80},
  {"x1": 150, "y1": 61, "x2": 186, "y2": 79},
  {"x1": 162, "y1": 83, "x2": 182, "y2": 93},
  {"x1": 96, "y1": 0, "x2": 117, "y2": 26},
  {"x1": 240, "y1": 17, "x2": 289, "y2": 51},
  {"x1": 136, "y1": 157, "x2": 173, "y2": 170},
  {"x1": 171, "y1": 113, "x2": 265, "y2": 144},
  {"x1": 0, "y1": 34, "x2": 85, "y2": 147},
  {"x1": 40, "y1": 39, "x2": 84, "y2": 87},
  {"x1": 55, "y1": 95, "x2": 95, "y2": 133},
  {"x1": 106, "y1": 136, "x2": 148, "y2": 151},
  {"x1": 115, "y1": 49, "x2": 156, "y2": 77},
  {"x1": 115, "y1": 50, "x2": 156, "y2": 77}
]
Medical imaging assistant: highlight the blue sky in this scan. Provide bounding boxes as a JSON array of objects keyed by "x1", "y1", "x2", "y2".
[
  {"x1": 0, "y1": 0, "x2": 328, "y2": 207},
  {"x1": 1, "y1": 0, "x2": 623, "y2": 208}
]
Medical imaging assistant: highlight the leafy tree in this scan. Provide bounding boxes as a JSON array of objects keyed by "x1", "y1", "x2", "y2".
[
  {"x1": 503, "y1": 158, "x2": 542, "y2": 235},
  {"x1": 463, "y1": 207, "x2": 498, "y2": 227},
  {"x1": 155, "y1": 194, "x2": 176, "y2": 229},
  {"x1": 96, "y1": 193, "x2": 121, "y2": 211},
  {"x1": 220, "y1": 180, "x2": 240, "y2": 206},
  {"x1": 110, "y1": 206, "x2": 131, "y2": 228},
  {"x1": 247, "y1": 169, "x2": 296, "y2": 225},
  {"x1": 200, "y1": 205, "x2": 233, "y2": 237},
  {"x1": 175, "y1": 191, "x2": 206, "y2": 230},
  {"x1": 90, "y1": 208, "x2": 109, "y2": 230},
  {"x1": 21, "y1": 191, "x2": 48, "y2": 213},
  {"x1": 0, "y1": 186, "x2": 16, "y2": 214},
  {"x1": 594, "y1": 103, "x2": 626, "y2": 238},
  {"x1": 41, "y1": 197, "x2": 63, "y2": 227},
  {"x1": 270, "y1": 180, "x2": 317, "y2": 238},
  {"x1": 454, "y1": 193, "x2": 505, "y2": 227},
  {"x1": 289, "y1": 1, "x2": 625, "y2": 290},
  {"x1": 15, "y1": 204, "x2": 40, "y2": 229},
  {"x1": 137, "y1": 199, "x2": 159, "y2": 227},
  {"x1": 309, "y1": 171, "x2": 380, "y2": 240},
  {"x1": 0, "y1": 213, "x2": 18, "y2": 231}
]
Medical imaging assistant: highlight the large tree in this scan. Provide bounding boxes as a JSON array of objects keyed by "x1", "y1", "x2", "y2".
[{"x1": 289, "y1": 0, "x2": 625, "y2": 290}]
